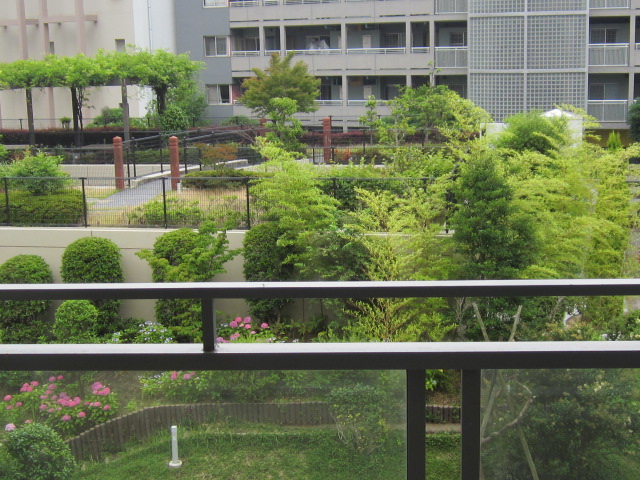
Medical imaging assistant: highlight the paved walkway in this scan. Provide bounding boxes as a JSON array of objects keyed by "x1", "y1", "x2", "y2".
[{"x1": 90, "y1": 179, "x2": 165, "y2": 209}]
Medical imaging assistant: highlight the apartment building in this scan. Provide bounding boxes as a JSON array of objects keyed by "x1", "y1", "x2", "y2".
[
  {"x1": 1, "y1": 0, "x2": 638, "y2": 131},
  {"x1": 0, "y1": 0, "x2": 175, "y2": 129},
  {"x1": 175, "y1": 0, "x2": 640, "y2": 131}
]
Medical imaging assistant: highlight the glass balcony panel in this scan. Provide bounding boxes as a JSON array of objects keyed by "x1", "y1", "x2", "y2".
[
  {"x1": 0, "y1": 370, "x2": 407, "y2": 478},
  {"x1": 588, "y1": 44, "x2": 629, "y2": 66},
  {"x1": 589, "y1": 0, "x2": 629, "y2": 8},
  {"x1": 436, "y1": 0, "x2": 468, "y2": 13},
  {"x1": 481, "y1": 368, "x2": 640, "y2": 479},
  {"x1": 587, "y1": 100, "x2": 628, "y2": 122},
  {"x1": 435, "y1": 46, "x2": 468, "y2": 68}
]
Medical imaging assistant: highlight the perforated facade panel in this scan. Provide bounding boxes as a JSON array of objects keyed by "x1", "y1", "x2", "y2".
[
  {"x1": 469, "y1": 17, "x2": 524, "y2": 70},
  {"x1": 528, "y1": 0, "x2": 587, "y2": 11},
  {"x1": 469, "y1": 0, "x2": 524, "y2": 14},
  {"x1": 527, "y1": 15, "x2": 586, "y2": 69},
  {"x1": 469, "y1": 73, "x2": 524, "y2": 120},
  {"x1": 527, "y1": 73, "x2": 586, "y2": 111}
]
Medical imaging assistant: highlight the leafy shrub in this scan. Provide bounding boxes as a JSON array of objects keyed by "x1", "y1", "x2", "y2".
[
  {"x1": 110, "y1": 320, "x2": 174, "y2": 344},
  {"x1": 219, "y1": 115, "x2": 260, "y2": 126},
  {"x1": 0, "y1": 255, "x2": 53, "y2": 343},
  {"x1": 3, "y1": 151, "x2": 70, "y2": 195},
  {"x1": 61, "y1": 237, "x2": 124, "y2": 335},
  {"x1": 128, "y1": 197, "x2": 205, "y2": 227},
  {"x1": 197, "y1": 143, "x2": 238, "y2": 167},
  {"x1": 140, "y1": 370, "x2": 281, "y2": 402},
  {"x1": 182, "y1": 168, "x2": 258, "y2": 190},
  {"x1": 328, "y1": 383, "x2": 389, "y2": 454},
  {"x1": 4, "y1": 423, "x2": 76, "y2": 480},
  {"x1": 243, "y1": 222, "x2": 294, "y2": 322},
  {"x1": 159, "y1": 104, "x2": 190, "y2": 132},
  {"x1": 0, "y1": 190, "x2": 84, "y2": 226},
  {"x1": 53, "y1": 300, "x2": 99, "y2": 342},
  {"x1": 136, "y1": 223, "x2": 238, "y2": 342}
]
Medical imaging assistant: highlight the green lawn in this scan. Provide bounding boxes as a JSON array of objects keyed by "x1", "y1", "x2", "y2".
[{"x1": 71, "y1": 423, "x2": 460, "y2": 480}]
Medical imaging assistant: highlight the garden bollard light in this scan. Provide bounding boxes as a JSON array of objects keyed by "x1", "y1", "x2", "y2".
[{"x1": 168, "y1": 425, "x2": 182, "y2": 468}]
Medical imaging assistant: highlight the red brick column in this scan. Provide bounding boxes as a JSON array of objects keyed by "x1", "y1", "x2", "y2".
[
  {"x1": 169, "y1": 136, "x2": 180, "y2": 191},
  {"x1": 323, "y1": 117, "x2": 332, "y2": 164},
  {"x1": 113, "y1": 136, "x2": 125, "y2": 190}
]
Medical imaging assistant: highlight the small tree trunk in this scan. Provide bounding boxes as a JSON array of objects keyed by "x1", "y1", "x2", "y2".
[
  {"x1": 25, "y1": 88, "x2": 35, "y2": 145},
  {"x1": 71, "y1": 87, "x2": 82, "y2": 147},
  {"x1": 121, "y1": 80, "x2": 131, "y2": 142}
]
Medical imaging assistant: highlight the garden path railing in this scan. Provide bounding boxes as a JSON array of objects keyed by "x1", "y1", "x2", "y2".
[{"x1": 1, "y1": 279, "x2": 640, "y2": 478}]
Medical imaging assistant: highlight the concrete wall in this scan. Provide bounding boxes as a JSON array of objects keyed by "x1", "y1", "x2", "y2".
[{"x1": 0, "y1": 227, "x2": 250, "y2": 322}]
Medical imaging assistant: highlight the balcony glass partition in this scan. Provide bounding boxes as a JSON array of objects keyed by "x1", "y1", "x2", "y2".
[{"x1": 481, "y1": 368, "x2": 640, "y2": 478}]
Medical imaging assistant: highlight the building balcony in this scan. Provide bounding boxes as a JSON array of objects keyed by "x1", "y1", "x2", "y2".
[
  {"x1": 346, "y1": 47, "x2": 406, "y2": 55},
  {"x1": 587, "y1": 99, "x2": 628, "y2": 122},
  {"x1": 3, "y1": 279, "x2": 640, "y2": 478},
  {"x1": 435, "y1": 46, "x2": 468, "y2": 68},
  {"x1": 588, "y1": 44, "x2": 629, "y2": 67},
  {"x1": 589, "y1": 0, "x2": 629, "y2": 8},
  {"x1": 435, "y1": 0, "x2": 468, "y2": 13}
]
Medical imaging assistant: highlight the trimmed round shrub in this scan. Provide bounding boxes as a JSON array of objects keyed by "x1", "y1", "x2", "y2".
[
  {"x1": 4, "y1": 423, "x2": 77, "y2": 480},
  {"x1": 53, "y1": 300, "x2": 99, "y2": 342},
  {"x1": 0, "y1": 255, "x2": 53, "y2": 343},
  {"x1": 61, "y1": 237, "x2": 124, "y2": 335}
]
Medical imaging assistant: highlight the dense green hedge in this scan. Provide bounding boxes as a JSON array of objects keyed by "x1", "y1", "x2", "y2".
[
  {"x1": 0, "y1": 191, "x2": 84, "y2": 226},
  {"x1": 182, "y1": 168, "x2": 260, "y2": 190}
]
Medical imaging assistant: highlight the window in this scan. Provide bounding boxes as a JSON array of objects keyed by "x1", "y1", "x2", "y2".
[
  {"x1": 590, "y1": 28, "x2": 617, "y2": 44},
  {"x1": 49, "y1": 41, "x2": 55, "y2": 54},
  {"x1": 204, "y1": 36, "x2": 229, "y2": 57},
  {"x1": 383, "y1": 33, "x2": 404, "y2": 48},
  {"x1": 589, "y1": 83, "x2": 621, "y2": 100},
  {"x1": 450, "y1": 31, "x2": 467, "y2": 46},
  {"x1": 207, "y1": 85, "x2": 231, "y2": 104},
  {"x1": 115, "y1": 39, "x2": 126, "y2": 52},
  {"x1": 204, "y1": 0, "x2": 227, "y2": 6}
]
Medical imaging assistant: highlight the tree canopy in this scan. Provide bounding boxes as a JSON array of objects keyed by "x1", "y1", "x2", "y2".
[{"x1": 240, "y1": 52, "x2": 320, "y2": 118}]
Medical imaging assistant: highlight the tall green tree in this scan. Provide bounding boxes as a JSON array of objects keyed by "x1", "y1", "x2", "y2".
[
  {"x1": 361, "y1": 85, "x2": 491, "y2": 145},
  {"x1": 240, "y1": 52, "x2": 320, "y2": 118},
  {"x1": 495, "y1": 110, "x2": 570, "y2": 154}
]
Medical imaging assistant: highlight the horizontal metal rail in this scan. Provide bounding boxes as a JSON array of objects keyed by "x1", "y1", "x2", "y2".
[{"x1": 1, "y1": 279, "x2": 639, "y2": 479}]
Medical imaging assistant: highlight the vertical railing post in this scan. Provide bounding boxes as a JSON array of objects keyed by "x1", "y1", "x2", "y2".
[
  {"x1": 462, "y1": 369, "x2": 481, "y2": 479},
  {"x1": 113, "y1": 136, "x2": 125, "y2": 191},
  {"x1": 80, "y1": 177, "x2": 88, "y2": 227},
  {"x1": 3, "y1": 177, "x2": 10, "y2": 226},
  {"x1": 245, "y1": 178, "x2": 251, "y2": 229},
  {"x1": 407, "y1": 370, "x2": 426, "y2": 480},
  {"x1": 201, "y1": 298, "x2": 216, "y2": 352}
]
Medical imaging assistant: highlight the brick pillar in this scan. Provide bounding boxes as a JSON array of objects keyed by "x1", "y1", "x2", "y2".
[
  {"x1": 113, "y1": 136, "x2": 125, "y2": 190},
  {"x1": 169, "y1": 136, "x2": 180, "y2": 191},
  {"x1": 323, "y1": 117, "x2": 332, "y2": 164}
]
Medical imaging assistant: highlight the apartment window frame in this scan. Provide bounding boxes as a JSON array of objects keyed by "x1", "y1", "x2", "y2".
[
  {"x1": 115, "y1": 39, "x2": 126, "y2": 53},
  {"x1": 450, "y1": 31, "x2": 467, "y2": 47},
  {"x1": 204, "y1": 36, "x2": 229, "y2": 57},
  {"x1": 207, "y1": 84, "x2": 232, "y2": 105},
  {"x1": 590, "y1": 28, "x2": 618, "y2": 44}
]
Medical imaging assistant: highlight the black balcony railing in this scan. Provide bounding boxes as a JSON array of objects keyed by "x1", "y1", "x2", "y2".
[{"x1": 1, "y1": 279, "x2": 640, "y2": 478}]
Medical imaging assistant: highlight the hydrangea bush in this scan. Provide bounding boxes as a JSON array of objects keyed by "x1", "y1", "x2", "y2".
[
  {"x1": 1, "y1": 375, "x2": 117, "y2": 438},
  {"x1": 216, "y1": 316, "x2": 273, "y2": 343}
]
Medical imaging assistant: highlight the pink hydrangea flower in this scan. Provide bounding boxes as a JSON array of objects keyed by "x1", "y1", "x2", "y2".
[
  {"x1": 49, "y1": 376, "x2": 56, "y2": 382},
  {"x1": 78, "y1": 412, "x2": 86, "y2": 418},
  {"x1": 245, "y1": 324, "x2": 252, "y2": 329},
  {"x1": 98, "y1": 388, "x2": 110, "y2": 396},
  {"x1": 103, "y1": 405, "x2": 111, "y2": 411},
  {"x1": 30, "y1": 381, "x2": 39, "y2": 386},
  {"x1": 5, "y1": 423, "x2": 16, "y2": 431},
  {"x1": 261, "y1": 323, "x2": 269, "y2": 329},
  {"x1": 39, "y1": 404, "x2": 47, "y2": 410},
  {"x1": 57, "y1": 375, "x2": 64, "y2": 380},
  {"x1": 24, "y1": 419, "x2": 32, "y2": 424},
  {"x1": 15, "y1": 402, "x2": 22, "y2": 407},
  {"x1": 6, "y1": 405, "x2": 13, "y2": 410},
  {"x1": 171, "y1": 371, "x2": 178, "y2": 380},
  {"x1": 183, "y1": 373, "x2": 192, "y2": 380},
  {"x1": 61, "y1": 415, "x2": 71, "y2": 421},
  {"x1": 3, "y1": 395, "x2": 12, "y2": 402},
  {"x1": 229, "y1": 320, "x2": 238, "y2": 328}
]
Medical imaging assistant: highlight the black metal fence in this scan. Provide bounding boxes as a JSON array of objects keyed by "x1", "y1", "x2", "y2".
[{"x1": 0, "y1": 176, "x2": 433, "y2": 229}]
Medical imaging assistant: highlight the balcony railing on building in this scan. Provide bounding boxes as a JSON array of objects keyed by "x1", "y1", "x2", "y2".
[
  {"x1": 435, "y1": 0, "x2": 468, "y2": 13},
  {"x1": 231, "y1": 50, "x2": 261, "y2": 57},
  {"x1": 435, "y1": 46, "x2": 468, "y2": 68},
  {"x1": 589, "y1": 0, "x2": 629, "y2": 8},
  {"x1": 286, "y1": 48, "x2": 342, "y2": 55},
  {"x1": 587, "y1": 99, "x2": 628, "y2": 122},
  {"x1": 346, "y1": 47, "x2": 406, "y2": 55},
  {"x1": 588, "y1": 43, "x2": 629, "y2": 66},
  {"x1": 3, "y1": 279, "x2": 640, "y2": 479}
]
